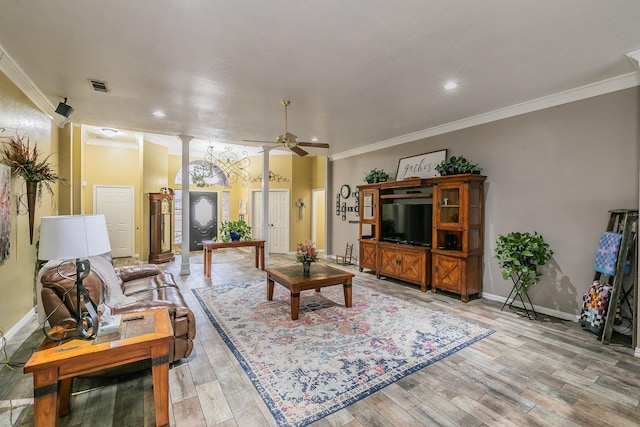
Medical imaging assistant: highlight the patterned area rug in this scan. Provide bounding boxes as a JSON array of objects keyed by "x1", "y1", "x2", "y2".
[{"x1": 193, "y1": 279, "x2": 494, "y2": 427}]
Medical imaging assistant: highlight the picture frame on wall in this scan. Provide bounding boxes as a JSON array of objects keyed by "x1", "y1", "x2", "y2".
[
  {"x1": 0, "y1": 163, "x2": 11, "y2": 264},
  {"x1": 395, "y1": 149, "x2": 447, "y2": 180}
]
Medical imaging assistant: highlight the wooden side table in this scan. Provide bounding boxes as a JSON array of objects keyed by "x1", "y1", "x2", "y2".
[{"x1": 24, "y1": 309, "x2": 174, "y2": 427}]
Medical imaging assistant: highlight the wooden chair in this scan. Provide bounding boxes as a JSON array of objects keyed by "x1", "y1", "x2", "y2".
[{"x1": 336, "y1": 243, "x2": 354, "y2": 265}]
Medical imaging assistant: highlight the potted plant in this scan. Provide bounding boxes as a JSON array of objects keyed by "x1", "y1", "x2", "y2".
[
  {"x1": 494, "y1": 231, "x2": 553, "y2": 294},
  {"x1": 0, "y1": 134, "x2": 60, "y2": 244},
  {"x1": 220, "y1": 220, "x2": 252, "y2": 242},
  {"x1": 435, "y1": 155, "x2": 482, "y2": 176},
  {"x1": 364, "y1": 168, "x2": 390, "y2": 184}
]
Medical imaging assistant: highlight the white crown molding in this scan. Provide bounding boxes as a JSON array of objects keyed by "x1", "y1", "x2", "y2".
[
  {"x1": 626, "y1": 49, "x2": 640, "y2": 69},
  {"x1": 0, "y1": 44, "x2": 67, "y2": 128},
  {"x1": 330, "y1": 71, "x2": 640, "y2": 161}
]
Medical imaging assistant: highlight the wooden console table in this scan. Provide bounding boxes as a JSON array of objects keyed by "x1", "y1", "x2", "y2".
[
  {"x1": 202, "y1": 239, "x2": 266, "y2": 278},
  {"x1": 23, "y1": 309, "x2": 173, "y2": 427}
]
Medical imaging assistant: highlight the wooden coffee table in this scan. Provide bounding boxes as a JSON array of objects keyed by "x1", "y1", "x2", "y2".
[
  {"x1": 266, "y1": 263, "x2": 355, "y2": 320},
  {"x1": 23, "y1": 309, "x2": 173, "y2": 427}
]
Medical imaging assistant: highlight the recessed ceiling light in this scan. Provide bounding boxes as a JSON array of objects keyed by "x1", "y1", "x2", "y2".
[
  {"x1": 444, "y1": 81, "x2": 458, "y2": 90},
  {"x1": 153, "y1": 110, "x2": 166, "y2": 117},
  {"x1": 311, "y1": 137, "x2": 319, "y2": 142}
]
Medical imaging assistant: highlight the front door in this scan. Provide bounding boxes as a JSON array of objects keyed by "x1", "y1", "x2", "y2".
[{"x1": 190, "y1": 191, "x2": 218, "y2": 251}]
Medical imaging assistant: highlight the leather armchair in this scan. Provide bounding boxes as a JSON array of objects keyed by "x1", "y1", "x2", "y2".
[{"x1": 39, "y1": 261, "x2": 195, "y2": 363}]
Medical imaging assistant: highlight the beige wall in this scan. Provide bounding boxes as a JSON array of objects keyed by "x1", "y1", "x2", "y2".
[
  {"x1": 57, "y1": 124, "x2": 72, "y2": 215},
  {"x1": 142, "y1": 140, "x2": 169, "y2": 260},
  {"x1": 0, "y1": 71, "x2": 59, "y2": 332},
  {"x1": 330, "y1": 87, "x2": 640, "y2": 316},
  {"x1": 83, "y1": 142, "x2": 142, "y2": 255}
]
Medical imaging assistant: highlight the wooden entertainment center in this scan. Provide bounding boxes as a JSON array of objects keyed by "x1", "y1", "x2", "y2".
[{"x1": 357, "y1": 174, "x2": 486, "y2": 301}]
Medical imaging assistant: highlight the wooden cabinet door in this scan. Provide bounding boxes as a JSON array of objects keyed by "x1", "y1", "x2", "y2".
[
  {"x1": 359, "y1": 240, "x2": 377, "y2": 271},
  {"x1": 398, "y1": 250, "x2": 424, "y2": 283},
  {"x1": 378, "y1": 245, "x2": 399, "y2": 276},
  {"x1": 432, "y1": 254, "x2": 463, "y2": 293}
]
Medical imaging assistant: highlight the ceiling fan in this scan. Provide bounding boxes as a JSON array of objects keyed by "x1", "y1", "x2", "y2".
[{"x1": 244, "y1": 99, "x2": 329, "y2": 156}]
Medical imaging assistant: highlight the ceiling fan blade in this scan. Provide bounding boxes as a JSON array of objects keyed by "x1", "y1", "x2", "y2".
[
  {"x1": 297, "y1": 142, "x2": 330, "y2": 149},
  {"x1": 290, "y1": 146, "x2": 308, "y2": 156}
]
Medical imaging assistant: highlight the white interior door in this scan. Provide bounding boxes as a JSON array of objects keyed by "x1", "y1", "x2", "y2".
[
  {"x1": 94, "y1": 185, "x2": 134, "y2": 258},
  {"x1": 251, "y1": 190, "x2": 289, "y2": 253}
]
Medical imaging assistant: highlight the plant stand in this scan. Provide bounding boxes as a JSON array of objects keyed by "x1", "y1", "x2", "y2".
[{"x1": 501, "y1": 271, "x2": 537, "y2": 320}]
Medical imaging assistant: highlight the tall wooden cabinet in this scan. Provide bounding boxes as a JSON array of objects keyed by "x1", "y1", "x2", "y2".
[
  {"x1": 431, "y1": 174, "x2": 485, "y2": 302},
  {"x1": 357, "y1": 174, "x2": 485, "y2": 301},
  {"x1": 149, "y1": 192, "x2": 175, "y2": 264}
]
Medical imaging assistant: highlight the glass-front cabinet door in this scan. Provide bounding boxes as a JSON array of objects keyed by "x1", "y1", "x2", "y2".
[
  {"x1": 436, "y1": 184, "x2": 463, "y2": 226},
  {"x1": 434, "y1": 183, "x2": 465, "y2": 251},
  {"x1": 360, "y1": 188, "x2": 378, "y2": 224}
]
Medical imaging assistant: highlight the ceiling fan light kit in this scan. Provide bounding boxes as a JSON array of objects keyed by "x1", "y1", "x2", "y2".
[{"x1": 244, "y1": 99, "x2": 330, "y2": 157}]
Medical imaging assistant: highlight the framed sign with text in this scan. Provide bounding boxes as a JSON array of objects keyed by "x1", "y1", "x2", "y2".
[{"x1": 395, "y1": 149, "x2": 447, "y2": 180}]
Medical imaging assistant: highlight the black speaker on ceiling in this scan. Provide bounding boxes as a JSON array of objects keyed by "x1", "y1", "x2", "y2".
[{"x1": 55, "y1": 97, "x2": 74, "y2": 118}]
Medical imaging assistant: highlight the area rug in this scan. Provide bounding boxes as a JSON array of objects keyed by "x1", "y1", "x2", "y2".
[{"x1": 193, "y1": 279, "x2": 494, "y2": 427}]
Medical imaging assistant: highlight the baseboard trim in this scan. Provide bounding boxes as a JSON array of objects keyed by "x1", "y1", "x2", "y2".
[
  {"x1": 482, "y1": 292, "x2": 578, "y2": 321},
  {"x1": 4, "y1": 307, "x2": 37, "y2": 348}
]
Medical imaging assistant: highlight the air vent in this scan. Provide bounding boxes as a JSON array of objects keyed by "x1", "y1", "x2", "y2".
[{"x1": 88, "y1": 78, "x2": 110, "y2": 93}]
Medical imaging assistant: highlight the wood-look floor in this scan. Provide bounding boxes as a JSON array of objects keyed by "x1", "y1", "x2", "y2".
[{"x1": 2, "y1": 251, "x2": 639, "y2": 427}]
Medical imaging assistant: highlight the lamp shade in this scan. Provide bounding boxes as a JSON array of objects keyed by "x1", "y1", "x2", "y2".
[{"x1": 38, "y1": 214, "x2": 111, "y2": 260}]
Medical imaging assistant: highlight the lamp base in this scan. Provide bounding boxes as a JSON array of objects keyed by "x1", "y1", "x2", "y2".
[{"x1": 75, "y1": 259, "x2": 99, "y2": 339}]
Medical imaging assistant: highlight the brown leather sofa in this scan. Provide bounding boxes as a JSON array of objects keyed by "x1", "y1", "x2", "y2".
[{"x1": 39, "y1": 260, "x2": 195, "y2": 363}]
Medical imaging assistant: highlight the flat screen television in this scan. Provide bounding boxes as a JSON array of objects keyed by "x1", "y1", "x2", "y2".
[{"x1": 381, "y1": 202, "x2": 432, "y2": 247}]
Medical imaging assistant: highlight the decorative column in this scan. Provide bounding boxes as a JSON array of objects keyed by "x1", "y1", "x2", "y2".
[
  {"x1": 178, "y1": 134, "x2": 193, "y2": 275},
  {"x1": 261, "y1": 146, "x2": 274, "y2": 262}
]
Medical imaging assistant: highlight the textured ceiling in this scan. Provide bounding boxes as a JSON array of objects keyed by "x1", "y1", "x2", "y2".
[{"x1": 0, "y1": 1, "x2": 639, "y2": 157}]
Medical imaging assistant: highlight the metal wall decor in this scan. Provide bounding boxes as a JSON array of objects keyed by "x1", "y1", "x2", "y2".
[
  {"x1": 205, "y1": 146, "x2": 251, "y2": 188},
  {"x1": 336, "y1": 186, "x2": 359, "y2": 221},
  {"x1": 251, "y1": 171, "x2": 290, "y2": 183}
]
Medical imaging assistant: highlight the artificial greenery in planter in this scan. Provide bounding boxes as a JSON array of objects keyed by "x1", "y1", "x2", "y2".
[
  {"x1": 435, "y1": 155, "x2": 482, "y2": 176},
  {"x1": 364, "y1": 168, "x2": 390, "y2": 184},
  {"x1": 220, "y1": 220, "x2": 252, "y2": 242},
  {"x1": 494, "y1": 231, "x2": 553, "y2": 294}
]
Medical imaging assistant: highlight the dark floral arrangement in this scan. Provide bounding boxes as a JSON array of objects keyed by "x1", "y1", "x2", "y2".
[{"x1": 0, "y1": 134, "x2": 59, "y2": 199}]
